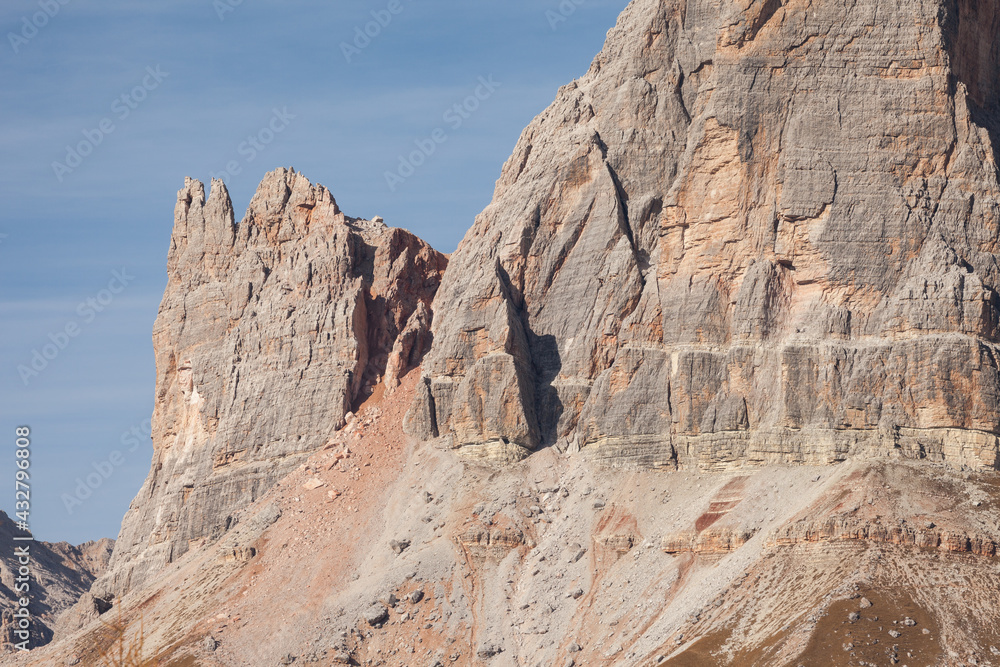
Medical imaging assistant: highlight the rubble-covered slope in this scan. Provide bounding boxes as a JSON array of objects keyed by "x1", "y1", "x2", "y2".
[
  {"x1": 8, "y1": 0, "x2": 1000, "y2": 664},
  {"x1": 11, "y1": 375, "x2": 1000, "y2": 666}
]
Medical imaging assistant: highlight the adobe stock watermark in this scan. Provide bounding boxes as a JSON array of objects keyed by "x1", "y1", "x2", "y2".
[
  {"x1": 0, "y1": 232, "x2": 8, "y2": 246},
  {"x1": 213, "y1": 0, "x2": 243, "y2": 21},
  {"x1": 341, "y1": 0, "x2": 411, "y2": 63},
  {"x1": 17, "y1": 268, "x2": 134, "y2": 386},
  {"x1": 209, "y1": 107, "x2": 295, "y2": 182},
  {"x1": 61, "y1": 419, "x2": 150, "y2": 515},
  {"x1": 384, "y1": 75, "x2": 501, "y2": 192},
  {"x1": 547, "y1": 0, "x2": 586, "y2": 30},
  {"x1": 8, "y1": 0, "x2": 72, "y2": 55},
  {"x1": 51, "y1": 66, "x2": 169, "y2": 183}
]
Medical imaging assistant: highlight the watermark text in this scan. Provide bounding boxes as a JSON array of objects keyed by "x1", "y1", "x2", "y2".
[
  {"x1": 8, "y1": 0, "x2": 72, "y2": 54},
  {"x1": 62, "y1": 420, "x2": 149, "y2": 515},
  {"x1": 547, "y1": 0, "x2": 586, "y2": 30},
  {"x1": 17, "y1": 268, "x2": 134, "y2": 385},
  {"x1": 341, "y1": 0, "x2": 411, "y2": 63},
  {"x1": 385, "y1": 76, "x2": 501, "y2": 192},
  {"x1": 52, "y1": 66, "x2": 169, "y2": 182},
  {"x1": 209, "y1": 107, "x2": 295, "y2": 182},
  {"x1": 13, "y1": 426, "x2": 33, "y2": 651}
]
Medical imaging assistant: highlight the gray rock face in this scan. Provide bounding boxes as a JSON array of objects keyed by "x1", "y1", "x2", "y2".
[
  {"x1": 101, "y1": 169, "x2": 446, "y2": 595},
  {"x1": 0, "y1": 511, "x2": 113, "y2": 647},
  {"x1": 412, "y1": 0, "x2": 1000, "y2": 470},
  {"x1": 22, "y1": 3, "x2": 1000, "y2": 665}
]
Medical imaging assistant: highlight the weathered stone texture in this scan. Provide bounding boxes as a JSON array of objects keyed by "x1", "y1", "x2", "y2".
[
  {"x1": 101, "y1": 169, "x2": 446, "y2": 594},
  {"x1": 412, "y1": 0, "x2": 1000, "y2": 469},
  {"x1": 0, "y1": 512, "x2": 113, "y2": 647}
]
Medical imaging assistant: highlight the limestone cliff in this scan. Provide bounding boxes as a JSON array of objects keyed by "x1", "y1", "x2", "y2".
[
  {"x1": 412, "y1": 0, "x2": 1000, "y2": 470},
  {"x1": 10, "y1": 2, "x2": 1000, "y2": 665},
  {"x1": 98, "y1": 169, "x2": 446, "y2": 595}
]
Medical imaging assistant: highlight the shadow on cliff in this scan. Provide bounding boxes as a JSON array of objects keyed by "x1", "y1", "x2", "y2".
[
  {"x1": 942, "y1": 0, "x2": 1000, "y2": 171},
  {"x1": 528, "y1": 332, "x2": 564, "y2": 449},
  {"x1": 493, "y1": 261, "x2": 564, "y2": 451}
]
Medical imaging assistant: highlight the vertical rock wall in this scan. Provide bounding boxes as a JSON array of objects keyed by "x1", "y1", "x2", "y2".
[
  {"x1": 412, "y1": 0, "x2": 1000, "y2": 470},
  {"x1": 100, "y1": 169, "x2": 446, "y2": 594}
]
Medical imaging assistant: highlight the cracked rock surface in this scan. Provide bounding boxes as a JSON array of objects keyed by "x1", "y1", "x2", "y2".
[
  {"x1": 414, "y1": 0, "x2": 1000, "y2": 471},
  {"x1": 99, "y1": 169, "x2": 446, "y2": 596}
]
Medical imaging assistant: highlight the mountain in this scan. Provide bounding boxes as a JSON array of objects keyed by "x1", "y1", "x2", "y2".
[
  {"x1": 98, "y1": 170, "x2": 446, "y2": 597},
  {"x1": 412, "y1": 0, "x2": 1000, "y2": 471},
  {"x1": 8, "y1": 0, "x2": 1000, "y2": 665},
  {"x1": 0, "y1": 512, "x2": 112, "y2": 652}
]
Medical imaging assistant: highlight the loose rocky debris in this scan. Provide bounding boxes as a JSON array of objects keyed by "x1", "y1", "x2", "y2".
[
  {"x1": 363, "y1": 606, "x2": 389, "y2": 628},
  {"x1": 390, "y1": 538, "x2": 411, "y2": 555}
]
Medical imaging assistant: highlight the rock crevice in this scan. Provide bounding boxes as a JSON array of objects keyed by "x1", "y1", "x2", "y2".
[
  {"x1": 411, "y1": 0, "x2": 1000, "y2": 471},
  {"x1": 100, "y1": 169, "x2": 446, "y2": 595}
]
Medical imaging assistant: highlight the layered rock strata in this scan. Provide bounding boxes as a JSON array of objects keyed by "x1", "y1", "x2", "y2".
[
  {"x1": 411, "y1": 0, "x2": 1000, "y2": 470},
  {"x1": 99, "y1": 169, "x2": 446, "y2": 595},
  {"x1": 769, "y1": 517, "x2": 1000, "y2": 556},
  {"x1": 18, "y1": 0, "x2": 1000, "y2": 663}
]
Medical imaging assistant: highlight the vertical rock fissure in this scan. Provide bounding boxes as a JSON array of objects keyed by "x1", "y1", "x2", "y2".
[
  {"x1": 413, "y1": 0, "x2": 1000, "y2": 471},
  {"x1": 605, "y1": 162, "x2": 647, "y2": 287},
  {"x1": 100, "y1": 169, "x2": 447, "y2": 597}
]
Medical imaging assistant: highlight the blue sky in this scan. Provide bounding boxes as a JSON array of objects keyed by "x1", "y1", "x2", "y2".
[{"x1": 0, "y1": 0, "x2": 630, "y2": 543}]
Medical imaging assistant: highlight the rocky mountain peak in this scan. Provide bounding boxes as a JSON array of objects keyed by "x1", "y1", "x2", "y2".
[
  {"x1": 409, "y1": 0, "x2": 1000, "y2": 472},
  {"x1": 0, "y1": 512, "x2": 113, "y2": 648},
  {"x1": 11, "y1": 2, "x2": 1000, "y2": 666},
  {"x1": 97, "y1": 169, "x2": 446, "y2": 596}
]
